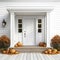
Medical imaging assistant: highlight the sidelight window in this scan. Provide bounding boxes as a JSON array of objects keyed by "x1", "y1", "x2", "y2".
[
  {"x1": 38, "y1": 19, "x2": 42, "y2": 33},
  {"x1": 18, "y1": 19, "x2": 22, "y2": 33}
]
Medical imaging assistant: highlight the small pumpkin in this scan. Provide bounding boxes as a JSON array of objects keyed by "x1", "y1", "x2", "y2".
[
  {"x1": 53, "y1": 49, "x2": 58, "y2": 53},
  {"x1": 44, "y1": 50, "x2": 48, "y2": 54},
  {"x1": 57, "y1": 51, "x2": 60, "y2": 54},
  {"x1": 52, "y1": 49, "x2": 58, "y2": 54},
  {"x1": 39, "y1": 42, "x2": 46, "y2": 47},
  {"x1": 15, "y1": 51, "x2": 19, "y2": 54},
  {"x1": 17, "y1": 42, "x2": 23, "y2": 46},
  {"x1": 47, "y1": 48, "x2": 52, "y2": 52},
  {"x1": 48, "y1": 51, "x2": 52, "y2": 54},
  {"x1": 9, "y1": 48, "x2": 16, "y2": 54},
  {"x1": 14, "y1": 44, "x2": 18, "y2": 47},
  {"x1": 2, "y1": 50, "x2": 7, "y2": 54}
]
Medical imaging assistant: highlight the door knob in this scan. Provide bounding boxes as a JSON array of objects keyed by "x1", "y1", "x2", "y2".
[{"x1": 24, "y1": 31, "x2": 26, "y2": 37}]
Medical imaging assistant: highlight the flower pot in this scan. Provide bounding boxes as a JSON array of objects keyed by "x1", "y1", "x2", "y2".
[{"x1": 51, "y1": 43, "x2": 60, "y2": 50}]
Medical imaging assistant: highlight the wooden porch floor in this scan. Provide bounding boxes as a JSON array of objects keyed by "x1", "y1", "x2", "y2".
[{"x1": 0, "y1": 53, "x2": 60, "y2": 60}]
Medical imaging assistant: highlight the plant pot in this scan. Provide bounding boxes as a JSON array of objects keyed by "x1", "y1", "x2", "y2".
[{"x1": 51, "y1": 43, "x2": 60, "y2": 50}]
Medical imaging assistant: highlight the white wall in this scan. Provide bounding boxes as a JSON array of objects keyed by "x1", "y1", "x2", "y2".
[
  {"x1": 0, "y1": 6, "x2": 10, "y2": 37},
  {"x1": 0, "y1": 2, "x2": 60, "y2": 41}
]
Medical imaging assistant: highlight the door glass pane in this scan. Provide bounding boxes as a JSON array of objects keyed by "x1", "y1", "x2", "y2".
[
  {"x1": 18, "y1": 24, "x2": 22, "y2": 28},
  {"x1": 38, "y1": 19, "x2": 42, "y2": 23},
  {"x1": 38, "y1": 29, "x2": 42, "y2": 33},
  {"x1": 18, "y1": 19, "x2": 22, "y2": 33},
  {"x1": 18, "y1": 19, "x2": 22, "y2": 23},
  {"x1": 38, "y1": 24, "x2": 41, "y2": 28},
  {"x1": 18, "y1": 29, "x2": 22, "y2": 33}
]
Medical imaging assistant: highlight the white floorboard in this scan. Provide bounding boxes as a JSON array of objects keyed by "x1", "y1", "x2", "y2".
[
  {"x1": 0, "y1": 53, "x2": 60, "y2": 60},
  {"x1": 27, "y1": 53, "x2": 31, "y2": 60}
]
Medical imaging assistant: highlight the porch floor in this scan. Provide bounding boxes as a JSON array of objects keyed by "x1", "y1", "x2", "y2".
[{"x1": 0, "y1": 53, "x2": 60, "y2": 60}]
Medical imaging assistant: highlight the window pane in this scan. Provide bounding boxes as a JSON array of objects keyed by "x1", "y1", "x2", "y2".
[
  {"x1": 18, "y1": 24, "x2": 22, "y2": 28},
  {"x1": 38, "y1": 19, "x2": 42, "y2": 23},
  {"x1": 38, "y1": 24, "x2": 41, "y2": 28},
  {"x1": 18, "y1": 29, "x2": 22, "y2": 33},
  {"x1": 18, "y1": 19, "x2": 22, "y2": 23},
  {"x1": 38, "y1": 29, "x2": 42, "y2": 33}
]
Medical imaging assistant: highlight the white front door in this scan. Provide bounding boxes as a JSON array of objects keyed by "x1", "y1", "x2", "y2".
[{"x1": 23, "y1": 16, "x2": 35, "y2": 45}]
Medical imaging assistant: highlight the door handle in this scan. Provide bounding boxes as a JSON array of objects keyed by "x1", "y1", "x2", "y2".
[{"x1": 24, "y1": 31, "x2": 26, "y2": 37}]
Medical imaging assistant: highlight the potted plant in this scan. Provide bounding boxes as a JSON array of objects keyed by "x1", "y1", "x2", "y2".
[
  {"x1": 51, "y1": 35, "x2": 60, "y2": 50},
  {"x1": 0, "y1": 35, "x2": 10, "y2": 52}
]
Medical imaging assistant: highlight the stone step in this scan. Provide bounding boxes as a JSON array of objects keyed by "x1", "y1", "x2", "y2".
[{"x1": 13, "y1": 46, "x2": 51, "y2": 53}]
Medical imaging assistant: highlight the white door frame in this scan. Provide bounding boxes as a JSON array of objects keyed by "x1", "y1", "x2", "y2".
[{"x1": 8, "y1": 6, "x2": 53, "y2": 47}]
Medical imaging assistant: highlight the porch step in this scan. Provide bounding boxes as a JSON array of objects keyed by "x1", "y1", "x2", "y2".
[{"x1": 13, "y1": 46, "x2": 51, "y2": 53}]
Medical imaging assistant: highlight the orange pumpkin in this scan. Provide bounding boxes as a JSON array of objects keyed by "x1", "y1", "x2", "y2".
[
  {"x1": 17, "y1": 42, "x2": 23, "y2": 46},
  {"x1": 2, "y1": 50, "x2": 7, "y2": 54},
  {"x1": 9, "y1": 48, "x2": 16, "y2": 54}
]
